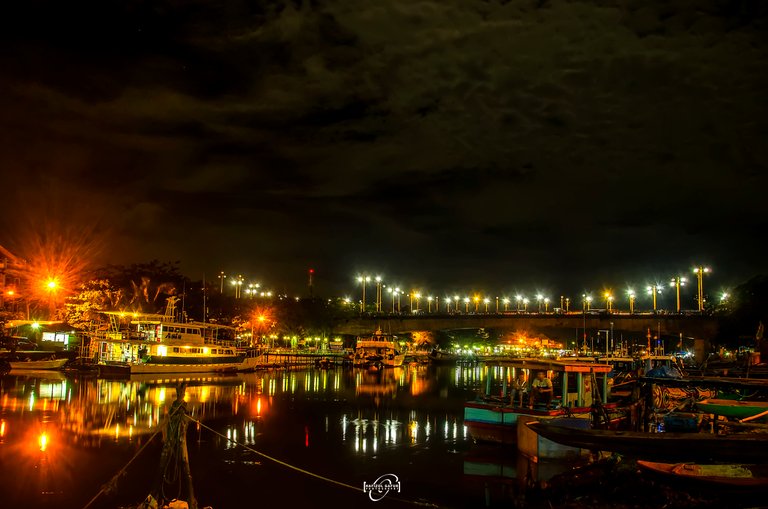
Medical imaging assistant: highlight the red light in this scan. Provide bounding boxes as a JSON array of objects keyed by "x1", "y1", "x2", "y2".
[{"x1": 309, "y1": 269, "x2": 314, "y2": 273}]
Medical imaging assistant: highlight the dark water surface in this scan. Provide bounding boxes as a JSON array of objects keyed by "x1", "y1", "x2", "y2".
[{"x1": 1, "y1": 365, "x2": 543, "y2": 509}]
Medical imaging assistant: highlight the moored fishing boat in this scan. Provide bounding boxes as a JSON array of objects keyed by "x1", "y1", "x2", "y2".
[
  {"x1": 464, "y1": 359, "x2": 624, "y2": 445},
  {"x1": 526, "y1": 420, "x2": 768, "y2": 462},
  {"x1": 8, "y1": 357, "x2": 68, "y2": 370},
  {"x1": 696, "y1": 398, "x2": 768, "y2": 420},
  {"x1": 637, "y1": 460, "x2": 768, "y2": 488}
]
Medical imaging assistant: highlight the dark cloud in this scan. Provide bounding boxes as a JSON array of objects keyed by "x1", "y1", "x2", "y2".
[{"x1": 1, "y1": 0, "x2": 766, "y2": 299}]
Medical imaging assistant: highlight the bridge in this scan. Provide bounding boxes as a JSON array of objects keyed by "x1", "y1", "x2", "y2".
[{"x1": 332, "y1": 313, "x2": 721, "y2": 341}]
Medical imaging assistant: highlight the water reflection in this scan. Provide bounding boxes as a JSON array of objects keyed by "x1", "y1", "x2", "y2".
[{"x1": 0, "y1": 364, "x2": 549, "y2": 508}]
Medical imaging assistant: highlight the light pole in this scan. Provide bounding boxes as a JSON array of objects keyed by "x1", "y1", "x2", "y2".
[
  {"x1": 445, "y1": 296, "x2": 452, "y2": 313},
  {"x1": 218, "y1": 271, "x2": 226, "y2": 294},
  {"x1": 389, "y1": 287, "x2": 396, "y2": 313},
  {"x1": 427, "y1": 296, "x2": 433, "y2": 313},
  {"x1": 536, "y1": 294, "x2": 543, "y2": 313},
  {"x1": 604, "y1": 292, "x2": 613, "y2": 313},
  {"x1": 464, "y1": 297, "x2": 470, "y2": 313},
  {"x1": 646, "y1": 284, "x2": 662, "y2": 312},
  {"x1": 565, "y1": 297, "x2": 570, "y2": 313},
  {"x1": 357, "y1": 275, "x2": 369, "y2": 313},
  {"x1": 523, "y1": 298, "x2": 529, "y2": 312},
  {"x1": 231, "y1": 275, "x2": 243, "y2": 298},
  {"x1": 544, "y1": 297, "x2": 550, "y2": 313},
  {"x1": 46, "y1": 279, "x2": 58, "y2": 319},
  {"x1": 495, "y1": 296, "x2": 499, "y2": 313},
  {"x1": 502, "y1": 298, "x2": 510, "y2": 312},
  {"x1": 669, "y1": 276, "x2": 687, "y2": 313},
  {"x1": 582, "y1": 294, "x2": 592, "y2": 311},
  {"x1": 483, "y1": 298, "x2": 490, "y2": 313},
  {"x1": 627, "y1": 289, "x2": 636, "y2": 314},
  {"x1": 454, "y1": 295, "x2": 460, "y2": 313},
  {"x1": 693, "y1": 266, "x2": 711, "y2": 312},
  {"x1": 414, "y1": 293, "x2": 421, "y2": 313},
  {"x1": 375, "y1": 276, "x2": 382, "y2": 312}
]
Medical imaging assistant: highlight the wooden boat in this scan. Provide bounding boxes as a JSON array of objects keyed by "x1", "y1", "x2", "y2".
[
  {"x1": 464, "y1": 359, "x2": 619, "y2": 445},
  {"x1": 526, "y1": 421, "x2": 768, "y2": 462},
  {"x1": 8, "y1": 357, "x2": 68, "y2": 370},
  {"x1": 637, "y1": 460, "x2": 768, "y2": 488},
  {"x1": 696, "y1": 399, "x2": 768, "y2": 420}
]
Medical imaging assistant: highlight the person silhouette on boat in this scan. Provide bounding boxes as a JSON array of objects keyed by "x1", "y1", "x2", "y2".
[
  {"x1": 530, "y1": 371, "x2": 553, "y2": 408},
  {"x1": 510, "y1": 372, "x2": 528, "y2": 407}
]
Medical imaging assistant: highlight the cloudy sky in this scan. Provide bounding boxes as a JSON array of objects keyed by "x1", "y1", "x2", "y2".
[{"x1": 1, "y1": 0, "x2": 766, "y2": 301}]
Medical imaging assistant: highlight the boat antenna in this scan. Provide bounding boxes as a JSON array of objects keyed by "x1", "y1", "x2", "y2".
[{"x1": 202, "y1": 273, "x2": 207, "y2": 323}]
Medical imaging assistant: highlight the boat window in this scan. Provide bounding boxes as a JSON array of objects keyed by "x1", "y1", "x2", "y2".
[{"x1": 173, "y1": 347, "x2": 179, "y2": 353}]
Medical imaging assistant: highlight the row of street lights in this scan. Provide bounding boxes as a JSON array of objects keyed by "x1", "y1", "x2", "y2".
[{"x1": 353, "y1": 266, "x2": 717, "y2": 315}]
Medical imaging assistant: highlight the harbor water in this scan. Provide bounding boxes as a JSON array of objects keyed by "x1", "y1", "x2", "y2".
[{"x1": 0, "y1": 364, "x2": 762, "y2": 509}]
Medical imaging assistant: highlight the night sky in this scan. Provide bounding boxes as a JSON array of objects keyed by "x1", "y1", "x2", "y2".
[{"x1": 1, "y1": 1, "x2": 766, "y2": 299}]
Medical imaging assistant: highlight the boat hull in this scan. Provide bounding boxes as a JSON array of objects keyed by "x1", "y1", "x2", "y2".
[
  {"x1": 696, "y1": 399, "x2": 768, "y2": 419},
  {"x1": 527, "y1": 421, "x2": 768, "y2": 462},
  {"x1": 637, "y1": 460, "x2": 768, "y2": 488},
  {"x1": 8, "y1": 358, "x2": 68, "y2": 370}
]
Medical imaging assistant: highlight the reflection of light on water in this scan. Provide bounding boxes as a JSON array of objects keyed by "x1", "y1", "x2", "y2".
[
  {"x1": 334, "y1": 373, "x2": 340, "y2": 391},
  {"x1": 199, "y1": 386, "x2": 209, "y2": 403},
  {"x1": 453, "y1": 422, "x2": 458, "y2": 439},
  {"x1": 341, "y1": 415, "x2": 347, "y2": 442},
  {"x1": 257, "y1": 397, "x2": 262, "y2": 416},
  {"x1": 29, "y1": 393, "x2": 35, "y2": 411},
  {"x1": 409, "y1": 421, "x2": 418, "y2": 443},
  {"x1": 444, "y1": 420, "x2": 449, "y2": 438},
  {"x1": 425, "y1": 421, "x2": 431, "y2": 438},
  {"x1": 0, "y1": 420, "x2": 5, "y2": 438},
  {"x1": 115, "y1": 424, "x2": 120, "y2": 441},
  {"x1": 38, "y1": 433, "x2": 48, "y2": 452}
]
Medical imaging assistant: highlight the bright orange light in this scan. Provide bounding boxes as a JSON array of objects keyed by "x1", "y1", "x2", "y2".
[
  {"x1": 0, "y1": 420, "x2": 6, "y2": 437},
  {"x1": 46, "y1": 280, "x2": 57, "y2": 290},
  {"x1": 5, "y1": 290, "x2": 14, "y2": 296},
  {"x1": 38, "y1": 433, "x2": 48, "y2": 452}
]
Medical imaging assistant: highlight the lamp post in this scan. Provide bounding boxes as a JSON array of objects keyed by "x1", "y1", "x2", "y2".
[
  {"x1": 445, "y1": 296, "x2": 452, "y2": 313},
  {"x1": 495, "y1": 296, "x2": 499, "y2": 313},
  {"x1": 565, "y1": 297, "x2": 570, "y2": 313},
  {"x1": 669, "y1": 276, "x2": 687, "y2": 313},
  {"x1": 693, "y1": 266, "x2": 710, "y2": 312},
  {"x1": 627, "y1": 289, "x2": 636, "y2": 314},
  {"x1": 389, "y1": 287, "x2": 396, "y2": 313},
  {"x1": 454, "y1": 295, "x2": 460, "y2": 313},
  {"x1": 502, "y1": 298, "x2": 510, "y2": 312},
  {"x1": 231, "y1": 275, "x2": 243, "y2": 298},
  {"x1": 46, "y1": 279, "x2": 58, "y2": 319},
  {"x1": 516, "y1": 295, "x2": 523, "y2": 312},
  {"x1": 536, "y1": 294, "x2": 543, "y2": 313},
  {"x1": 218, "y1": 272, "x2": 226, "y2": 294},
  {"x1": 427, "y1": 296, "x2": 433, "y2": 313},
  {"x1": 464, "y1": 297, "x2": 470, "y2": 313},
  {"x1": 483, "y1": 298, "x2": 490, "y2": 313},
  {"x1": 604, "y1": 292, "x2": 613, "y2": 313},
  {"x1": 414, "y1": 293, "x2": 421, "y2": 313},
  {"x1": 375, "y1": 276, "x2": 382, "y2": 312},
  {"x1": 357, "y1": 275, "x2": 369, "y2": 313},
  {"x1": 523, "y1": 298, "x2": 529, "y2": 312},
  {"x1": 582, "y1": 294, "x2": 592, "y2": 311},
  {"x1": 646, "y1": 284, "x2": 662, "y2": 312},
  {"x1": 544, "y1": 297, "x2": 550, "y2": 313}
]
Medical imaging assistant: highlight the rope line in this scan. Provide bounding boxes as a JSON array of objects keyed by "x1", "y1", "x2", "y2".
[
  {"x1": 80, "y1": 404, "x2": 184, "y2": 509},
  {"x1": 188, "y1": 416, "x2": 437, "y2": 507}
]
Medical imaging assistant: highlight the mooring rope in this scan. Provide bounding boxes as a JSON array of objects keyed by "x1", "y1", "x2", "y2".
[
  {"x1": 187, "y1": 415, "x2": 437, "y2": 507},
  {"x1": 80, "y1": 405, "x2": 184, "y2": 509}
]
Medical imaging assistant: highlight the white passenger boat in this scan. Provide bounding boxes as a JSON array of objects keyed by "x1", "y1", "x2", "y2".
[
  {"x1": 89, "y1": 298, "x2": 246, "y2": 375},
  {"x1": 352, "y1": 329, "x2": 405, "y2": 368}
]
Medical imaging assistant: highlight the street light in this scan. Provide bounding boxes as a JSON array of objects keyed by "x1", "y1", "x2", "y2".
[
  {"x1": 427, "y1": 296, "x2": 434, "y2": 313},
  {"x1": 669, "y1": 276, "x2": 687, "y2": 313},
  {"x1": 375, "y1": 276, "x2": 383, "y2": 312},
  {"x1": 502, "y1": 297, "x2": 510, "y2": 312},
  {"x1": 536, "y1": 294, "x2": 544, "y2": 313},
  {"x1": 445, "y1": 296, "x2": 452, "y2": 313},
  {"x1": 544, "y1": 297, "x2": 550, "y2": 313},
  {"x1": 582, "y1": 294, "x2": 592, "y2": 311},
  {"x1": 483, "y1": 298, "x2": 490, "y2": 313},
  {"x1": 522, "y1": 298, "x2": 529, "y2": 312},
  {"x1": 646, "y1": 284, "x2": 662, "y2": 312},
  {"x1": 231, "y1": 275, "x2": 243, "y2": 298},
  {"x1": 414, "y1": 293, "x2": 421, "y2": 313},
  {"x1": 46, "y1": 279, "x2": 58, "y2": 319},
  {"x1": 218, "y1": 272, "x2": 227, "y2": 293},
  {"x1": 693, "y1": 266, "x2": 711, "y2": 312},
  {"x1": 515, "y1": 295, "x2": 523, "y2": 312},
  {"x1": 565, "y1": 297, "x2": 571, "y2": 313},
  {"x1": 604, "y1": 291, "x2": 613, "y2": 313},
  {"x1": 357, "y1": 275, "x2": 370, "y2": 313},
  {"x1": 464, "y1": 297, "x2": 470, "y2": 313},
  {"x1": 454, "y1": 295, "x2": 460, "y2": 313},
  {"x1": 627, "y1": 289, "x2": 636, "y2": 314}
]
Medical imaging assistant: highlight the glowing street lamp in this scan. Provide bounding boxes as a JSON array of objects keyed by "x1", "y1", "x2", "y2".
[
  {"x1": 357, "y1": 275, "x2": 370, "y2": 313},
  {"x1": 693, "y1": 266, "x2": 711, "y2": 312},
  {"x1": 427, "y1": 296, "x2": 434, "y2": 313},
  {"x1": 414, "y1": 293, "x2": 421, "y2": 313},
  {"x1": 603, "y1": 292, "x2": 612, "y2": 312},
  {"x1": 720, "y1": 291, "x2": 729, "y2": 303},
  {"x1": 454, "y1": 295, "x2": 460, "y2": 313},
  {"x1": 218, "y1": 272, "x2": 227, "y2": 293},
  {"x1": 515, "y1": 295, "x2": 523, "y2": 312},
  {"x1": 669, "y1": 276, "x2": 687, "y2": 313},
  {"x1": 483, "y1": 298, "x2": 490, "y2": 313},
  {"x1": 646, "y1": 284, "x2": 663, "y2": 312},
  {"x1": 522, "y1": 298, "x2": 529, "y2": 312},
  {"x1": 627, "y1": 289, "x2": 636, "y2": 314},
  {"x1": 46, "y1": 279, "x2": 58, "y2": 319},
  {"x1": 544, "y1": 297, "x2": 550, "y2": 313},
  {"x1": 502, "y1": 297, "x2": 510, "y2": 312},
  {"x1": 231, "y1": 275, "x2": 244, "y2": 298},
  {"x1": 464, "y1": 297, "x2": 470, "y2": 313},
  {"x1": 565, "y1": 297, "x2": 571, "y2": 313},
  {"x1": 375, "y1": 276, "x2": 383, "y2": 312},
  {"x1": 536, "y1": 294, "x2": 544, "y2": 313}
]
